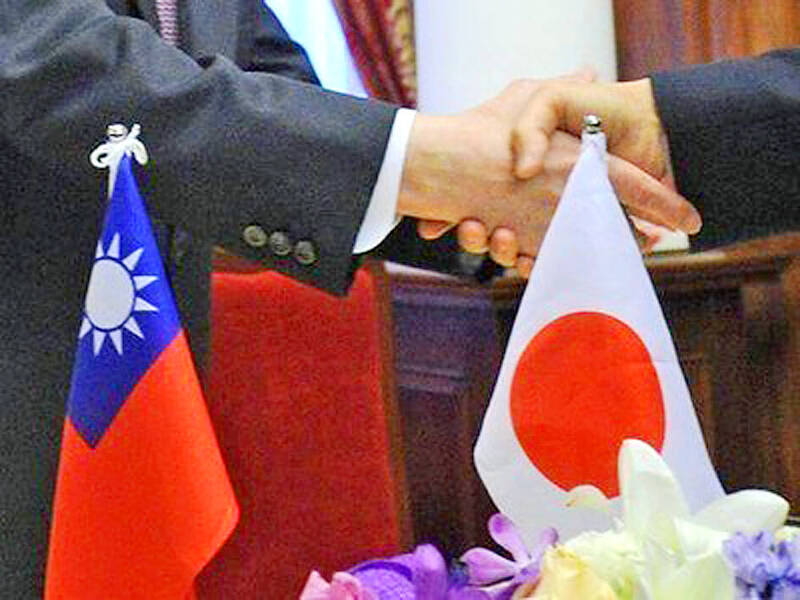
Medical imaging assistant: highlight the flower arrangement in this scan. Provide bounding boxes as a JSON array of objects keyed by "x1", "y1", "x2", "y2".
[{"x1": 300, "y1": 440, "x2": 799, "y2": 600}]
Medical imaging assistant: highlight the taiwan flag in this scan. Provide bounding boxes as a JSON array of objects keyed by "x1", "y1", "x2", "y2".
[
  {"x1": 474, "y1": 132, "x2": 723, "y2": 542},
  {"x1": 46, "y1": 154, "x2": 238, "y2": 599}
]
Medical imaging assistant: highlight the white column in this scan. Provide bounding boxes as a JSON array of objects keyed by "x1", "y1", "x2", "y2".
[{"x1": 414, "y1": 0, "x2": 617, "y2": 114}]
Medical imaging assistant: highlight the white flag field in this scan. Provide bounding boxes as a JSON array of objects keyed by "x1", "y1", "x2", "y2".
[{"x1": 474, "y1": 131, "x2": 724, "y2": 542}]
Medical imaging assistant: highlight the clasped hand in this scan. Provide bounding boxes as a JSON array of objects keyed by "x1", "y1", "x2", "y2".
[{"x1": 397, "y1": 76, "x2": 701, "y2": 278}]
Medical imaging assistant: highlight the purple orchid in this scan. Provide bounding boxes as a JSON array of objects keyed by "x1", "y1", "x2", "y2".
[
  {"x1": 349, "y1": 544, "x2": 491, "y2": 600},
  {"x1": 459, "y1": 513, "x2": 557, "y2": 600},
  {"x1": 723, "y1": 532, "x2": 800, "y2": 599}
]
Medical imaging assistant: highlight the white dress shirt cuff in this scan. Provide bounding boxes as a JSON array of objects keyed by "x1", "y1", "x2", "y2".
[{"x1": 352, "y1": 108, "x2": 416, "y2": 254}]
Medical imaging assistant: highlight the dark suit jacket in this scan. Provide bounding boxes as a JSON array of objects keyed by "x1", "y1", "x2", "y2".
[
  {"x1": 650, "y1": 48, "x2": 800, "y2": 250},
  {"x1": 0, "y1": 1, "x2": 399, "y2": 595}
]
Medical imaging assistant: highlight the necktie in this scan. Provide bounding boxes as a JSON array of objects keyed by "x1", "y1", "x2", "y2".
[{"x1": 154, "y1": 0, "x2": 179, "y2": 45}]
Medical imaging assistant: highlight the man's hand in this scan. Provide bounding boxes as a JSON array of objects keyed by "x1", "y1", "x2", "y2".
[
  {"x1": 398, "y1": 80, "x2": 567, "y2": 259},
  {"x1": 512, "y1": 78, "x2": 673, "y2": 192},
  {"x1": 511, "y1": 77, "x2": 703, "y2": 236}
]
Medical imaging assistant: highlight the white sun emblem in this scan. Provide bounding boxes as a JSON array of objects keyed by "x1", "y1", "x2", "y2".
[{"x1": 79, "y1": 232, "x2": 159, "y2": 356}]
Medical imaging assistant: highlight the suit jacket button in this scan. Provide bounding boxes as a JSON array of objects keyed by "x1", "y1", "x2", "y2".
[
  {"x1": 294, "y1": 240, "x2": 317, "y2": 266},
  {"x1": 243, "y1": 224, "x2": 268, "y2": 248},
  {"x1": 269, "y1": 231, "x2": 293, "y2": 257}
]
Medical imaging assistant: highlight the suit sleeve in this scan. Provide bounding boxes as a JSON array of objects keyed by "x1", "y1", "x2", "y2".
[
  {"x1": 231, "y1": 2, "x2": 489, "y2": 280},
  {"x1": 0, "y1": 1, "x2": 396, "y2": 295},
  {"x1": 650, "y1": 48, "x2": 800, "y2": 250}
]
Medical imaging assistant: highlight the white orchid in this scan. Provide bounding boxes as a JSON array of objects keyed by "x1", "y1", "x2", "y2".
[{"x1": 562, "y1": 439, "x2": 790, "y2": 600}]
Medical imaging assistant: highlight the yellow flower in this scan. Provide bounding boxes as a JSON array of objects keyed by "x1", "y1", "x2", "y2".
[{"x1": 514, "y1": 547, "x2": 617, "y2": 600}]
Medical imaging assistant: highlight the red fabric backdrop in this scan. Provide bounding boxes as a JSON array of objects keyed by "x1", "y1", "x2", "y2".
[
  {"x1": 332, "y1": 0, "x2": 417, "y2": 106},
  {"x1": 196, "y1": 266, "x2": 409, "y2": 599}
]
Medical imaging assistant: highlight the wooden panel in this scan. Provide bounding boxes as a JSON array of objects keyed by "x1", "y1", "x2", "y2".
[
  {"x1": 613, "y1": 0, "x2": 708, "y2": 80},
  {"x1": 780, "y1": 260, "x2": 800, "y2": 498},
  {"x1": 389, "y1": 273, "x2": 501, "y2": 554},
  {"x1": 637, "y1": 235, "x2": 800, "y2": 502},
  {"x1": 706, "y1": 0, "x2": 800, "y2": 59},
  {"x1": 614, "y1": 0, "x2": 800, "y2": 80}
]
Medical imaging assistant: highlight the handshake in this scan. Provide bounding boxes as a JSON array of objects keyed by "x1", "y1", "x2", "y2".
[{"x1": 397, "y1": 75, "x2": 702, "y2": 277}]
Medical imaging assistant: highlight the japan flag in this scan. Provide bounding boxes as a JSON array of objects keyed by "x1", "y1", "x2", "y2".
[{"x1": 474, "y1": 131, "x2": 723, "y2": 542}]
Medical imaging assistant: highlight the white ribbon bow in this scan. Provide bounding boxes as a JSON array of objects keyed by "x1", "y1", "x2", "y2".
[{"x1": 89, "y1": 124, "x2": 149, "y2": 197}]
